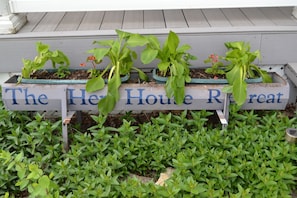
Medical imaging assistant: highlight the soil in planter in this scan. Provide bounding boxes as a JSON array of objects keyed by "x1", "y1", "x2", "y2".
[
  {"x1": 156, "y1": 68, "x2": 226, "y2": 80},
  {"x1": 30, "y1": 70, "x2": 91, "y2": 80},
  {"x1": 30, "y1": 69, "x2": 131, "y2": 80},
  {"x1": 31, "y1": 68, "x2": 225, "y2": 82}
]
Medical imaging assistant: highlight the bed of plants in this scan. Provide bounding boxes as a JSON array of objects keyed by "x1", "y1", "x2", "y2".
[{"x1": 1, "y1": 91, "x2": 297, "y2": 197}]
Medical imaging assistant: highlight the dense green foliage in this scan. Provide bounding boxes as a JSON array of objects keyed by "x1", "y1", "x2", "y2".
[{"x1": 0, "y1": 96, "x2": 297, "y2": 197}]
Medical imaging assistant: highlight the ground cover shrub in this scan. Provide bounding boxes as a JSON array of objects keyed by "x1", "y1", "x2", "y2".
[{"x1": 0, "y1": 93, "x2": 297, "y2": 197}]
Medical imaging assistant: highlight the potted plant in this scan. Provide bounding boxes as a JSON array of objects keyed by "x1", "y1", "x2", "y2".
[
  {"x1": 85, "y1": 29, "x2": 149, "y2": 115},
  {"x1": 221, "y1": 41, "x2": 272, "y2": 106},
  {"x1": 140, "y1": 31, "x2": 197, "y2": 105},
  {"x1": 19, "y1": 42, "x2": 71, "y2": 83}
]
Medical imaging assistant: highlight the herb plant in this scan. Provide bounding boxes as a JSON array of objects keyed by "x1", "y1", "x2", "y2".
[
  {"x1": 86, "y1": 29, "x2": 149, "y2": 115},
  {"x1": 21, "y1": 42, "x2": 70, "y2": 80},
  {"x1": 140, "y1": 31, "x2": 197, "y2": 105},
  {"x1": 222, "y1": 41, "x2": 272, "y2": 106}
]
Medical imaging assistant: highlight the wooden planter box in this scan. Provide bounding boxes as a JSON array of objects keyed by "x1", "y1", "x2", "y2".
[{"x1": 2, "y1": 72, "x2": 289, "y2": 112}]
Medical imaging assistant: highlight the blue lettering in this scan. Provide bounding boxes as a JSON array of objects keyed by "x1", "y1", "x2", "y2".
[
  {"x1": 24, "y1": 88, "x2": 37, "y2": 105},
  {"x1": 277, "y1": 93, "x2": 283, "y2": 103},
  {"x1": 159, "y1": 95, "x2": 171, "y2": 105},
  {"x1": 126, "y1": 89, "x2": 144, "y2": 105},
  {"x1": 248, "y1": 94, "x2": 257, "y2": 103},
  {"x1": 38, "y1": 94, "x2": 48, "y2": 105},
  {"x1": 257, "y1": 94, "x2": 266, "y2": 103},
  {"x1": 184, "y1": 95, "x2": 193, "y2": 105},
  {"x1": 146, "y1": 94, "x2": 157, "y2": 105},
  {"x1": 249, "y1": 92, "x2": 283, "y2": 104},
  {"x1": 208, "y1": 89, "x2": 222, "y2": 103},
  {"x1": 5, "y1": 88, "x2": 22, "y2": 105},
  {"x1": 68, "y1": 89, "x2": 87, "y2": 105},
  {"x1": 88, "y1": 94, "x2": 99, "y2": 105},
  {"x1": 266, "y1": 94, "x2": 275, "y2": 103}
]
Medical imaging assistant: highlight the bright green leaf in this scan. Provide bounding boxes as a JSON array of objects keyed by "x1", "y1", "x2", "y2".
[
  {"x1": 86, "y1": 77, "x2": 105, "y2": 92},
  {"x1": 141, "y1": 47, "x2": 158, "y2": 64}
]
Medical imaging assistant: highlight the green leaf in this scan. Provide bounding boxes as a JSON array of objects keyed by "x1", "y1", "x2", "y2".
[
  {"x1": 86, "y1": 77, "x2": 105, "y2": 92},
  {"x1": 7, "y1": 161, "x2": 16, "y2": 171},
  {"x1": 15, "y1": 151, "x2": 24, "y2": 162},
  {"x1": 141, "y1": 47, "x2": 158, "y2": 64},
  {"x1": 98, "y1": 94, "x2": 116, "y2": 115},
  {"x1": 36, "y1": 42, "x2": 49, "y2": 54},
  {"x1": 127, "y1": 34, "x2": 148, "y2": 47},
  {"x1": 38, "y1": 175, "x2": 50, "y2": 189},
  {"x1": 147, "y1": 35, "x2": 160, "y2": 49},
  {"x1": 158, "y1": 62, "x2": 170, "y2": 72},
  {"x1": 90, "y1": 48, "x2": 110, "y2": 61},
  {"x1": 111, "y1": 41, "x2": 121, "y2": 58},
  {"x1": 226, "y1": 66, "x2": 241, "y2": 84},
  {"x1": 95, "y1": 39, "x2": 114, "y2": 47},
  {"x1": 0, "y1": 150, "x2": 12, "y2": 164},
  {"x1": 232, "y1": 77, "x2": 247, "y2": 106},
  {"x1": 136, "y1": 69, "x2": 149, "y2": 81},
  {"x1": 31, "y1": 183, "x2": 48, "y2": 197},
  {"x1": 4, "y1": 192, "x2": 9, "y2": 198},
  {"x1": 225, "y1": 41, "x2": 245, "y2": 51},
  {"x1": 116, "y1": 29, "x2": 131, "y2": 39},
  {"x1": 16, "y1": 163, "x2": 26, "y2": 179},
  {"x1": 27, "y1": 164, "x2": 43, "y2": 180},
  {"x1": 177, "y1": 44, "x2": 191, "y2": 53},
  {"x1": 222, "y1": 85, "x2": 233, "y2": 93},
  {"x1": 167, "y1": 31, "x2": 179, "y2": 53},
  {"x1": 174, "y1": 88, "x2": 185, "y2": 105},
  {"x1": 16, "y1": 179, "x2": 29, "y2": 190}
]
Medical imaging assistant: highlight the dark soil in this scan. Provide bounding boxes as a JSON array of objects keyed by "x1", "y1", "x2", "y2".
[
  {"x1": 30, "y1": 69, "x2": 91, "y2": 80},
  {"x1": 156, "y1": 68, "x2": 226, "y2": 79},
  {"x1": 30, "y1": 68, "x2": 226, "y2": 81},
  {"x1": 189, "y1": 68, "x2": 226, "y2": 79}
]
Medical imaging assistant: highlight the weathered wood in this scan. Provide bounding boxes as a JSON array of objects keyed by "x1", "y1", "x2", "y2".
[{"x1": 2, "y1": 73, "x2": 289, "y2": 112}]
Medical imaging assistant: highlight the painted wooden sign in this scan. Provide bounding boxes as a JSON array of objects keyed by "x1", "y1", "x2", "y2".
[{"x1": 2, "y1": 73, "x2": 289, "y2": 113}]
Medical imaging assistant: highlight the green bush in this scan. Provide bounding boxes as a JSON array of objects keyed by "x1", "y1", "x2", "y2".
[{"x1": 0, "y1": 93, "x2": 297, "y2": 197}]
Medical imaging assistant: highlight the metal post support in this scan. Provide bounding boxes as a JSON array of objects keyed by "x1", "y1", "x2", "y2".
[
  {"x1": 61, "y1": 87, "x2": 75, "y2": 152},
  {"x1": 216, "y1": 93, "x2": 230, "y2": 129}
]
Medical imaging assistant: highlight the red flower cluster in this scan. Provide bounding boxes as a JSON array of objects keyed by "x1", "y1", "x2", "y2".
[
  {"x1": 80, "y1": 56, "x2": 96, "y2": 67},
  {"x1": 87, "y1": 56, "x2": 96, "y2": 61},
  {"x1": 209, "y1": 54, "x2": 219, "y2": 63}
]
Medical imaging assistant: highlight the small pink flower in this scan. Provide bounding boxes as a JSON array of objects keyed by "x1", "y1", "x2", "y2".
[
  {"x1": 80, "y1": 63, "x2": 86, "y2": 67},
  {"x1": 209, "y1": 54, "x2": 219, "y2": 63}
]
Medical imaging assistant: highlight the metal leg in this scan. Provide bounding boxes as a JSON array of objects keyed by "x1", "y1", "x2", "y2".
[
  {"x1": 60, "y1": 87, "x2": 75, "y2": 152},
  {"x1": 216, "y1": 93, "x2": 230, "y2": 129}
]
